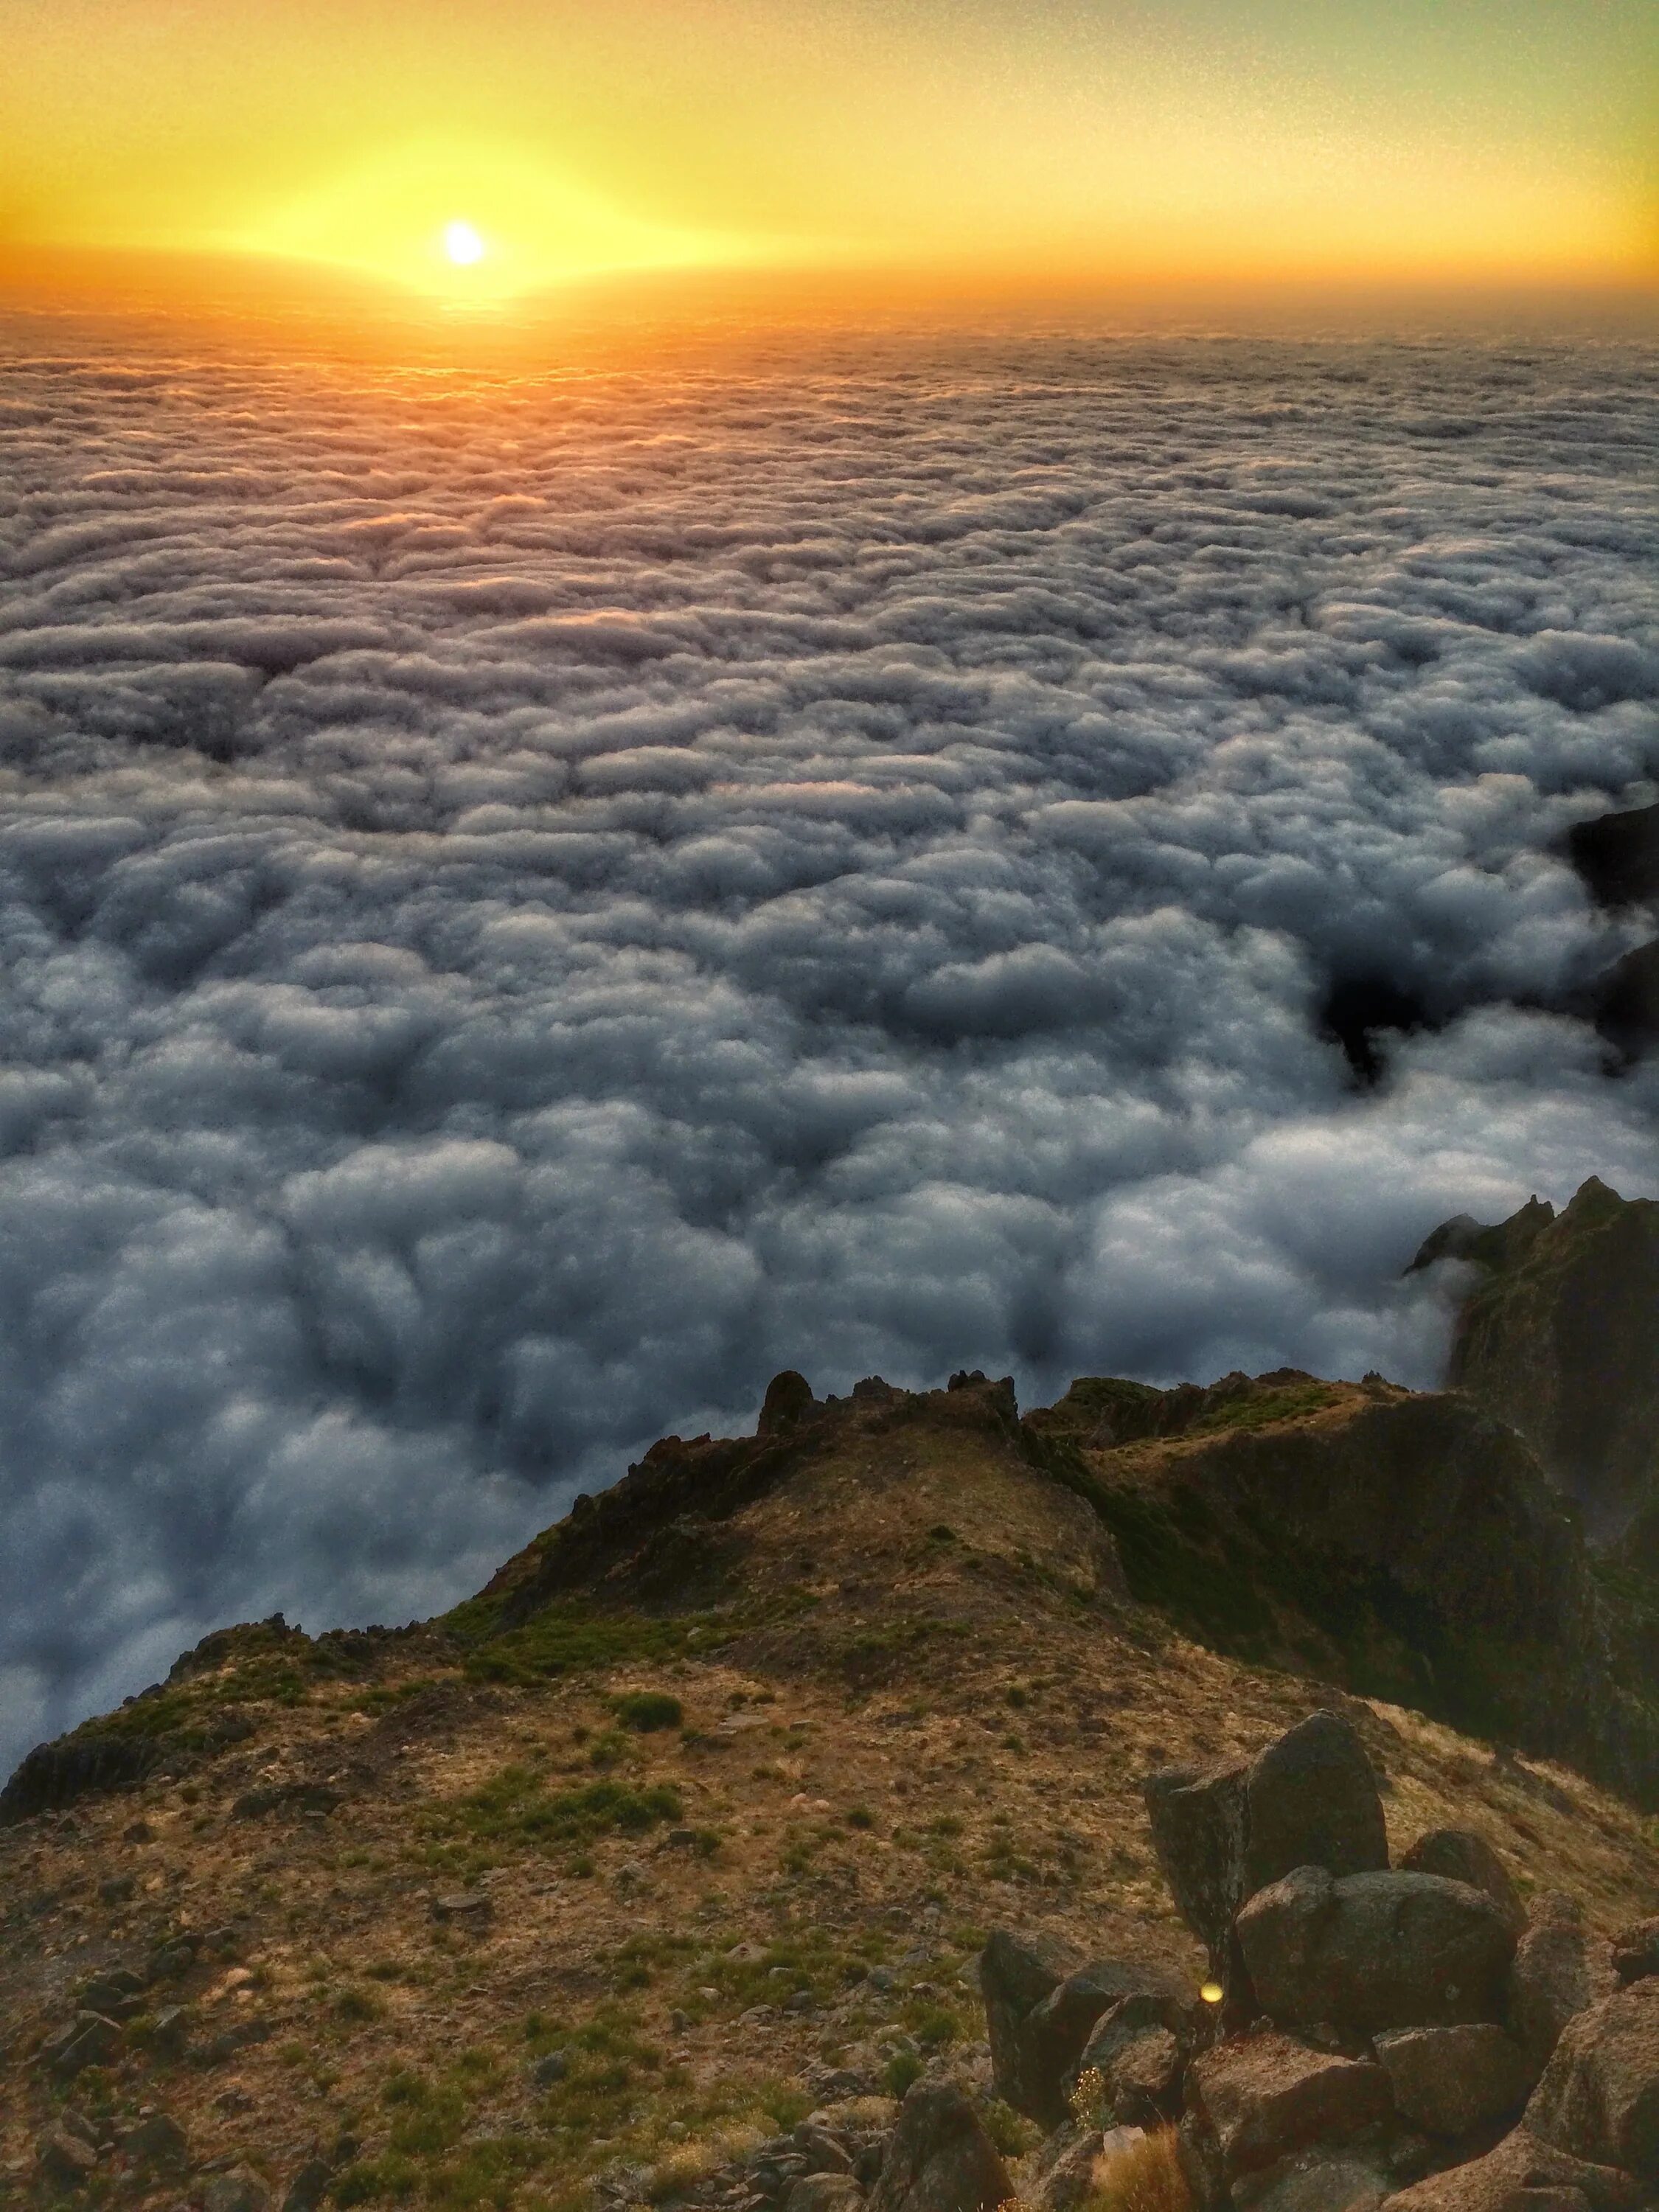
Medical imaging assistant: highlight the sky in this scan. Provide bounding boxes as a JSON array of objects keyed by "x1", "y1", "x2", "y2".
[{"x1": 1, "y1": 0, "x2": 1655, "y2": 316}]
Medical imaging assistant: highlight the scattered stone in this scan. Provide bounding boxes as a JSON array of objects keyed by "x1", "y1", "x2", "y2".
[
  {"x1": 1526, "y1": 1976, "x2": 1659, "y2": 2185},
  {"x1": 1187, "y1": 2031, "x2": 1392, "y2": 2183},
  {"x1": 281, "y1": 2162, "x2": 334, "y2": 2212},
  {"x1": 37, "y1": 2125, "x2": 100, "y2": 2188},
  {"x1": 1374, "y1": 2025, "x2": 1533, "y2": 2138},
  {"x1": 150, "y1": 2003, "x2": 192, "y2": 2055},
  {"x1": 1401, "y1": 1833, "x2": 1526, "y2": 1940},
  {"x1": 430, "y1": 1891, "x2": 494, "y2": 1927},
  {"x1": 1237, "y1": 1866, "x2": 1515, "y2": 2037},
  {"x1": 1510, "y1": 1896, "x2": 1618, "y2": 2071},
  {"x1": 148, "y1": 1938, "x2": 198, "y2": 1982},
  {"x1": 118, "y1": 2112, "x2": 189, "y2": 2163},
  {"x1": 204, "y1": 2169, "x2": 273, "y2": 2212},
  {"x1": 795, "y1": 2129, "x2": 853, "y2": 2176},
  {"x1": 99, "y1": 1871, "x2": 137, "y2": 1904},
  {"x1": 865, "y1": 2081, "x2": 1010, "y2": 2212},
  {"x1": 58, "y1": 2110, "x2": 99, "y2": 2149},
  {"x1": 1380, "y1": 2126, "x2": 1644, "y2": 2211},
  {"x1": 123, "y1": 1819, "x2": 156, "y2": 1843},
  {"x1": 1610, "y1": 1919, "x2": 1659, "y2": 1988},
  {"x1": 46, "y1": 2009, "x2": 125, "y2": 2076}
]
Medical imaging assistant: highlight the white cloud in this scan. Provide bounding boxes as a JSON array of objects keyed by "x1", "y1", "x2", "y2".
[{"x1": 0, "y1": 329, "x2": 1655, "y2": 1778}]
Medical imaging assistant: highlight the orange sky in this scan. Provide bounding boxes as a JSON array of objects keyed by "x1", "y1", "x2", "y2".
[{"x1": 1, "y1": 0, "x2": 1654, "y2": 324}]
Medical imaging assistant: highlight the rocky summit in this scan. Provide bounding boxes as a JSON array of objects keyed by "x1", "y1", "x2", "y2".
[{"x1": 2, "y1": 1203, "x2": 1658, "y2": 2212}]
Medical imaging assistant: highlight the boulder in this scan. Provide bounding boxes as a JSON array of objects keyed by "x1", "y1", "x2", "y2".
[
  {"x1": 1098, "y1": 2027, "x2": 1183, "y2": 2127},
  {"x1": 1380, "y1": 2128, "x2": 1644, "y2": 2211},
  {"x1": 1235, "y1": 2146, "x2": 1394, "y2": 2212},
  {"x1": 866, "y1": 2082, "x2": 1010, "y2": 2212},
  {"x1": 1031, "y1": 2129, "x2": 1107, "y2": 2212},
  {"x1": 117, "y1": 2112, "x2": 189, "y2": 2163},
  {"x1": 46, "y1": 2009, "x2": 125, "y2": 2076},
  {"x1": 204, "y1": 2172, "x2": 273, "y2": 2212},
  {"x1": 999, "y1": 1950, "x2": 1192, "y2": 2129},
  {"x1": 1237, "y1": 1866, "x2": 1514, "y2": 2038},
  {"x1": 282, "y1": 2160, "x2": 335, "y2": 2212},
  {"x1": 1145, "y1": 1711, "x2": 1387, "y2": 2004},
  {"x1": 1610, "y1": 1919, "x2": 1659, "y2": 1988},
  {"x1": 981, "y1": 1928, "x2": 1076, "y2": 2117},
  {"x1": 796, "y1": 2129, "x2": 855, "y2": 2177},
  {"x1": 786, "y1": 2179, "x2": 863, "y2": 2212},
  {"x1": 1526, "y1": 1977, "x2": 1659, "y2": 2185},
  {"x1": 36, "y1": 2126, "x2": 99, "y2": 2188},
  {"x1": 1510, "y1": 1896, "x2": 1618, "y2": 2071},
  {"x1": 1374, "y1": 2025, "x2": 1533, "y2": 2138},
  {"x1": 1186, "y1": 2031, "x2": 1392, "y2": 2182},
  {"x1": 1401, "y1": 1834, "x2": 1526, "y2": 1941}
]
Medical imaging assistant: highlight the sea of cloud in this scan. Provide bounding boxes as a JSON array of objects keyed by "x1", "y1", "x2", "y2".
[{"x1": 0, "y1": 324, "x2": 1654, "y2": 1775}]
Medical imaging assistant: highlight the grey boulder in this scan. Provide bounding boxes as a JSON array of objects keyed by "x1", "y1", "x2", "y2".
[
  {"x1": 1186, "y1": 2030, "x2": 1392, "y2": 2183},
  {"x1": 1510, "y1": 1895, "x2": 1618, "y2": 2072},
  {"x1": 1373, "y1": 2025, "x2": 1533, "y2": 2138},
  {"x1": 1526, "y1": 1975, "x2": 1659, "y2": 2186},
  {"x1": 866, "y1": 2083, "x2": 1011, "y2": 2212},
  {"x1": 1237, "y1": 1865, "x2": 1515, "y2": 2037}
]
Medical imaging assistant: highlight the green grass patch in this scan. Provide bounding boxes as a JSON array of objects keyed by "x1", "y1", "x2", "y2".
[{"x1": 433, "y1": 1765, "x2": 684, "y2": 1857}]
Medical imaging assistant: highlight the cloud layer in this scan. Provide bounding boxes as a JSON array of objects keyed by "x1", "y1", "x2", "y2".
[{"x1": 1, "y1": 327, "x2": 1655, "y2": 1775}]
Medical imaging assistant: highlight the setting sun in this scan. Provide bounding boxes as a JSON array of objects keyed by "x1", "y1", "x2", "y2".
[{"x1": 443, "y1": 219, "x2": 487, "y2": 268}]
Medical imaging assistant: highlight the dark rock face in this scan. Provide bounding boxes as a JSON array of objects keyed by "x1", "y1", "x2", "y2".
[
  {"x1": 1423, "y1": 1178, "x2": 1659, "y2": 1546},
  {"x1": 1145, "y1": 1711, "x2": 1387, "y2": 2003},
  {"x1": 866, "y1": 2082, "x2": 1010, "y2": 2212},
  {"x1": 1591, "y1": 941, "x2": 1659, "y2": 1063},
  {"x1": 1525, "y1": 1978, "x2": 1659, "y2": 2186},
  {"x1": 0, "y1": 1732, "x2": 165, "y2": 1823},
  {"x1": 1236, "y1": 1867, "x2": 1516, "y2": 2038},
  {"x1": 1186, "y1": 2031, "x2": 1392, "y2": 2183},
  {"x1": 1510, "y1": 1896, "x2": 1618, "y2": 2073},
  {"x1": 1374, "y1": 2025, "x2": 1533, "y2": 2138},
  {"x1": 1380, "y1": 2128, "x2": 1645, "y2": 2211},
  {"x1": 758, "y1": 1371, "x2": 818, "y2": 1436},
  {"x1": 1568, "y1": 803, "x2": 1659, "y2": 909},
  {"x1": 1400, "y1": 1833, "x2": 1526, "y2": 1941}
]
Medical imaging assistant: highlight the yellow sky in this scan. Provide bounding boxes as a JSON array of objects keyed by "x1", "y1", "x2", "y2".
[{"x1": 1, "y1": 0, "x2": 1654, "y2": 314}]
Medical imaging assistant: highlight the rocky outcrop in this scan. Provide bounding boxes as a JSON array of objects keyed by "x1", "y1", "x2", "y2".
[
  {"x1": 1034, "y1": 1369, "x2": 1659, "y2": 1809},
  {"x1": 1144, "y1": 1711, "x2": 1388, "y2": 2011},
  {"x1": 981, "y1": 1935, "x2": 1196, "y2": 2129},
  {"x1": 1415, "y1": 1178, "x2": 1659, "y2": 1548},
  {"x1": 988, "y1": 1713, "x2": 1658, "y2": 2212}
]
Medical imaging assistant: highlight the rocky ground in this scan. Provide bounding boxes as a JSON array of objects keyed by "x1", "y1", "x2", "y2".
[{"x1": 4, "y1": 1365, "x2": 1657, "y2": 2212}]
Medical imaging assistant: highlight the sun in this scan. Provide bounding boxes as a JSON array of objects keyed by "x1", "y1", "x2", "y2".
[{"x1": 443, "y1": 220, "x2": 486, "y2": 268}]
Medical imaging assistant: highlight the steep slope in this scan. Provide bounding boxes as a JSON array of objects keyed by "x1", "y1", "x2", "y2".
[
  {"x1": 3, "y1": 1369, "x2": 1658, "y2": 2212},
  {"x1": 1411, "y1": 1177, "x2": 1659, "y2": 1557}
]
